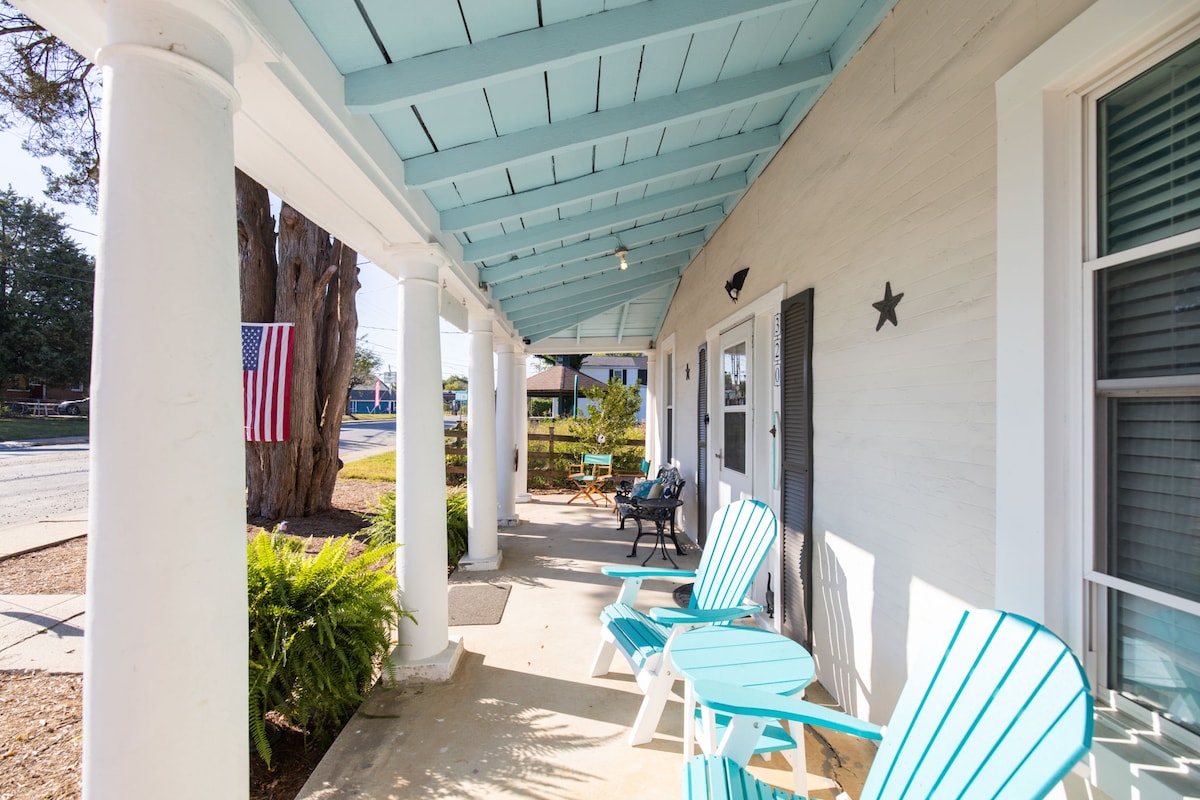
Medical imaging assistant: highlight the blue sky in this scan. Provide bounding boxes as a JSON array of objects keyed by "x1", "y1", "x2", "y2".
[{"x1": 0, "y1": 126, "x2": 480, "y2": 379}]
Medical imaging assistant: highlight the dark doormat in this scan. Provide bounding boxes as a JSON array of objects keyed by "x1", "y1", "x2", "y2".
[
  {"x1": 672, "y1": 582, "x2": 694, "y2": 608},
  {"x1": 448, "y1": 583, "x2": 511, "y2": 626}
]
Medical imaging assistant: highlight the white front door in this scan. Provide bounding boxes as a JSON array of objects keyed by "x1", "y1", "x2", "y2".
[{"x1": 716, "y1": 319, "x2": 753, "y2": 506}]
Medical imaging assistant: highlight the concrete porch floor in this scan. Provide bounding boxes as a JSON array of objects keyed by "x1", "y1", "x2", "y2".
[{"x1": 297, "y1": 493, "x2": 876, "y2": 799}]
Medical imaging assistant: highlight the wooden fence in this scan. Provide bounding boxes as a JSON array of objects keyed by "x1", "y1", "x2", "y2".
[{"x1": 444, "y1": 424, "x2": 646, "y2": 484}]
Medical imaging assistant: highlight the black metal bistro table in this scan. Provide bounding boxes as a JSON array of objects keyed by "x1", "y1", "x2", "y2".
[{"x1": 626, "y1": 496, "x2": 685, "y2": 567}]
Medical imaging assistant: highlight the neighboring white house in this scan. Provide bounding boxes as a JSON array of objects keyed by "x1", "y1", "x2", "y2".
[{"x1": 578, "y1": 355, "x2": 649, "y2": 423}]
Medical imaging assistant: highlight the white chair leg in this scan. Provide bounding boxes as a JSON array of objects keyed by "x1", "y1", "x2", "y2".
[
  {"x1": 590, "y1": 638, "x2": 617, "y2": 677},
  {"x1": 790, "y1": 722, "x2": 809, "y2": 797},
  {"x1": 683, "y1": 680, "x2": 696, "y2": 760},
  {"x1": 629, "y1": 670, "x2": 675, "y2": 745}
]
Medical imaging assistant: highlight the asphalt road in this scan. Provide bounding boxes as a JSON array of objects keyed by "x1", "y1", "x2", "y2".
[
  {"x1": 0, "y1": 443, "x2": 90, "y2": 529},
  {"x1": 338, "y1": 418, "x2": 398, "y2": 463},
  {"x1": 0, "y1": 420, "x2": 397, "y2": 530}
]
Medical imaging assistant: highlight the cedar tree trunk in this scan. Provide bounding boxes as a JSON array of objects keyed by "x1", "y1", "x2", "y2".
[{"x1": 237, "y1": 169, "x2": 360, "y2": 518}]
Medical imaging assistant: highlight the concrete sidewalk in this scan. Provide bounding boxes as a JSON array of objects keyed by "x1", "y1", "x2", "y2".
[{"x1": 0, "y1": 512, "x2": 88, "y2": 673}]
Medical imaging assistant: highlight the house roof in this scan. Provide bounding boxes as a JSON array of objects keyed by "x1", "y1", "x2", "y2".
[{"x1": 526, "y1": 366, "x2": 607, "y2": 395}]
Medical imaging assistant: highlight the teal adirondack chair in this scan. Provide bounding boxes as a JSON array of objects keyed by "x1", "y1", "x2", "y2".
[
  {"x1": 591, "y1": 499, "x2": 778, "y2": 745},
  {"x1": 683, "y1": 609, "x2": 1094, "y2": 800}
]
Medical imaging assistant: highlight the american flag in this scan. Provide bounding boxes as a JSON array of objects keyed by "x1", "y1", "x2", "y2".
[{"x1": 242, "y1": 323, "x2": 294, "y2": 442}]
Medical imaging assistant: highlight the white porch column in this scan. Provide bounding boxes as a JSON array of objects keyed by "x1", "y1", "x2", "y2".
[
  {"x1": 87, "y1": 4, "x2": 246, "y2": 798},
  {"x1": 391, "y1": 248, "x2": 461, "y2": 676},
  {"x1": 645, "y1": 350, "x2": 658, "y2": 468},
  {"x1": 496, "y1": 344, "x2": 518, "y2": 526},
  {"x1": 461, "y1": 312, "x2": 500, "y2": 568},
  {"x1": 515, "y1": 353, "x2": 532, "y2": 503}
]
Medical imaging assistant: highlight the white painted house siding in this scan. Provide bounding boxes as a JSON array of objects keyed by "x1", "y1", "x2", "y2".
[
  {"x1": 657, "y1": 0, "x2": 1093, "y2": 724},
  {"x1": 578, "y1": 358, "x2": 649, "y2": 423}
]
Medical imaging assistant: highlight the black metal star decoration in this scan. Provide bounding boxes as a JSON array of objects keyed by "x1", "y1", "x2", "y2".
[{"x1": 872, "y1": 281, "x2": 904, "y2": 331}]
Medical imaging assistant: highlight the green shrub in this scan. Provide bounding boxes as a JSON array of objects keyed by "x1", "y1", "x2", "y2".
[
  {"x1": 529, "y1": 398, "x2": 552, "y2": 416},
  {"x1": 360, "y1": 489, "x2": 468, "y2": 569},
  {"x1": 360, "y1": 491, "x2": 396, "y2": 548},
  {"x1": 445, "y1": 487, "x2": 467, "y2": 567},
  {"x1": 247, "y1": 531, "x2": 406, "y2": 766}
]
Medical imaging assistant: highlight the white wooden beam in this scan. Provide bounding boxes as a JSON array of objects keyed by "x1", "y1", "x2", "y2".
[
  {"x1": 344, "y1": 0, "x2": 815, "y2": 114},
  {"x1": 404, "y1": 58, "x2": 829, "y2": 188}
]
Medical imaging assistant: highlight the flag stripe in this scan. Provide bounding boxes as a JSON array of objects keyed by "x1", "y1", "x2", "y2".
[{"x1": 242, "y1": 322, "x2": 294, "y2": 442}]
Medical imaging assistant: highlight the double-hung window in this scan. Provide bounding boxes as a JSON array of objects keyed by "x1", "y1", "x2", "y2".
[{"x1": 1088, "y1": 37, "x2": 1200, "y2": 739}]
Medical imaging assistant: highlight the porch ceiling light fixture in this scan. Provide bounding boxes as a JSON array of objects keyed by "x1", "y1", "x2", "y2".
[
  {"x1": 616, "y1": 247, "x2": 629, "y2": 270},
  {"x1": 725, "y1": 267, "x2": 749, "y2": 303}
]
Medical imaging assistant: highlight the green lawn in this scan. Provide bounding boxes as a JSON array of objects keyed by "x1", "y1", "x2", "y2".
[
  {"x1": 339, "y1": 451, "x2": 396, "y2": 482},
  {"x1": 0, "y1": 416, "x2": 90, "y2": 442}
]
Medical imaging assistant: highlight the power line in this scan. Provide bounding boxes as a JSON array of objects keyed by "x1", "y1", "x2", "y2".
[{"x1": 6, "y1": 264, "x2": 93, "y2": 285}]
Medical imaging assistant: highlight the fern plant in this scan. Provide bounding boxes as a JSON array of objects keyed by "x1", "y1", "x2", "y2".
[
  {"x1": 247, "y1": 531, "x2": 407, "y2": 766},
  {"x1": 360, "y1": 488, "x2": 468, "y2": 569},
  {"x1": 445, "y1": 487, "x2": 467, "y2": 567},
  {"x1": 360, "y1": 490, "x2": 396, "y2": 547}
]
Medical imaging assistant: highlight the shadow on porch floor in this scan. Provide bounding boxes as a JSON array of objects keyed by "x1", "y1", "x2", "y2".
[{"x1": 296, "y1": 494, "x2": 876, "y2": 799}]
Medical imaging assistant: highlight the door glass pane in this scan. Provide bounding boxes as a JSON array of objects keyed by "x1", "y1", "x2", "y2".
[
  {"x1": 724, "y1": 343, "x2": 747, "y2": 406},
  {"x1": 666, "y1": 407, "x2": 674, "y2": 462},
  {"x1": 724, "y1": 411, "x2": 746, "y2": 473},
  {"x1": 1110, "y1": 590, "x2": 1200, "y2": 736},
  {"x1": 723, "y1": 341, "x2": 748, "y2": 473}
]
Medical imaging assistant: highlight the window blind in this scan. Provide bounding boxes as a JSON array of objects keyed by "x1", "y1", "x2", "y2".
[
  {"x1": 1106, "y1": 397, "x2": 1200, "y2": 602},
  {"x1": 1097, "y1": 245, "x2": 1200, "y2": 379},
  {"x1": 1099, "y1": 39, "x2": 1200, "y2": 256}
]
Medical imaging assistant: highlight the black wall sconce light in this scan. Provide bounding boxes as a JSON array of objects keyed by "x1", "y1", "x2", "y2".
[{"x1": 725, "y1": 267, "x2": 749, "y2": 303}]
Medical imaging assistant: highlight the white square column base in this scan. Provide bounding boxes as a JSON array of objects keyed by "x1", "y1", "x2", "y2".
[
  {"x1": 387, "y1": 635, "x2": 465, "y2": 682},
  {"x1": 458, "y1": 550, "x2": 504, "y2": 571}
]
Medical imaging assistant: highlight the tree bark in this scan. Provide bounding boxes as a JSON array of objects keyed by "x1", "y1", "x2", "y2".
[
  {"x1": 236, "y1": 169, "x2": 276, "y2": 324},
  {"x1": 238, "y1": 172, "x2": 361, "y2": 519}
]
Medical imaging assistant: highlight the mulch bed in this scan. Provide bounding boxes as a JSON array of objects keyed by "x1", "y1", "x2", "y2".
[{"x1": 0, "y1": 478, "x2": 396, "y2": 800}]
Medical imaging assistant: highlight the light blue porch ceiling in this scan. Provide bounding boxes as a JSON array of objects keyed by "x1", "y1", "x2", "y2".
[{"x1": 289, "y1": 0, "x2": 897, "y2": 346}]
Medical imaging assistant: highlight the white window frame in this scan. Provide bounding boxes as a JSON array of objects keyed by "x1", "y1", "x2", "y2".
[
  {"x1": 1082, "y1": 36, "x2": 1200, "y2": 738},
  {"x1": 996, "y1": 2, "x2": 1200, "y2": 795}
]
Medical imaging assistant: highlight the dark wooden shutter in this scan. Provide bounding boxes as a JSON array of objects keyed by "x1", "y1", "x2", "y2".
[
  {"x1": 780, "y1": 289, "x2": 814, "y2": 648},
  {"x1": 696, "y1": 343, "x2": 709, "y2": 546}
]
